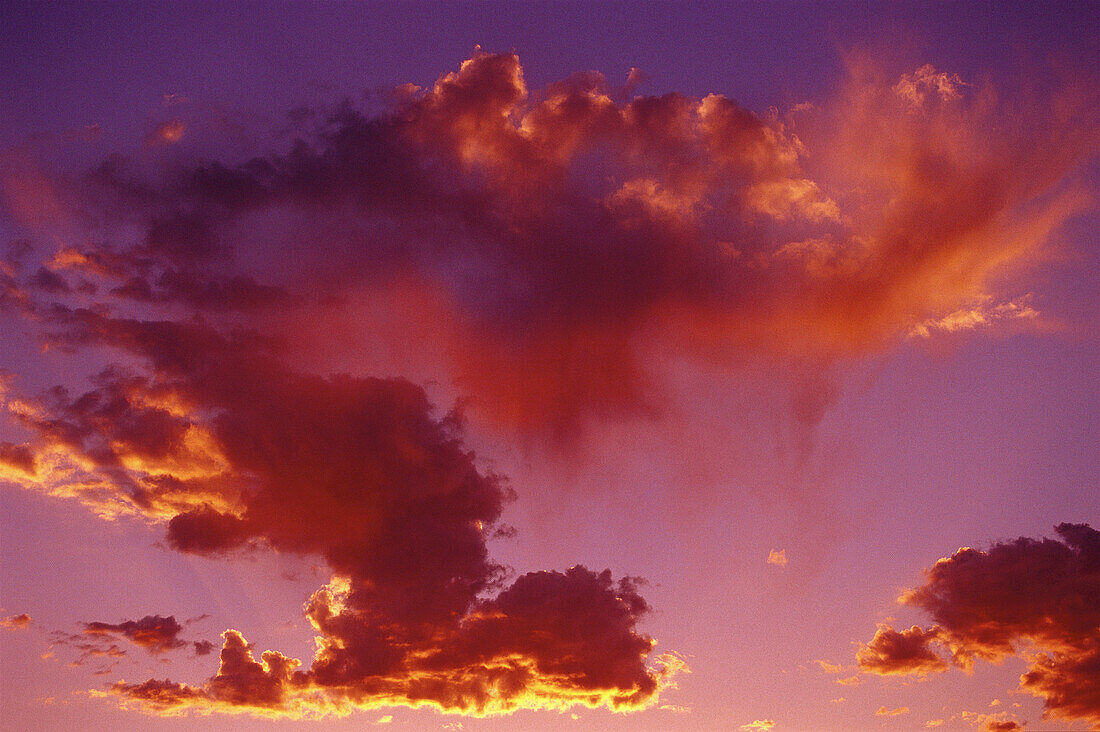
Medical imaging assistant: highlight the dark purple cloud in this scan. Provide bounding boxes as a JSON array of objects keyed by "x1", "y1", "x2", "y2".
[
  {"x1": 83, "y1": 615, "x2": 187, "y2": 654},
  {"x1": 859, "y1": 523, "x2": 1100, "y2": 728}
]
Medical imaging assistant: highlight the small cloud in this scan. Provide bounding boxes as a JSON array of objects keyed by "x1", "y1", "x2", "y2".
[
  {"x1": 856, "y1": 624, "x2": 947, "y2": 676},
  {"x1": 984, "y1": 722, "x2": 1022, "y2": 731},
  {"x1": 894, "y1": 64, "x2": 967, "y2": 107},
  {"x1": 876, "y1": 706, "x2": 911, "y2": 716},
  {"x1": 815, "y1": 659, "x2": 843, "y2": 674},
  {"x1": 376, "y1": 715, "x2": 392, "y2": 724},
  {"x1": 909, "y1": 295, "x2": 1038, "y2": 339},
  {"x1": 0, "y1": 613, "x2": 31, "y2": 629},
  {"x1": 836, "y1": 675, "x2": 862, "y2": 686},
  {"x1": 767, "y1": 549, "x2": 788, "y2": 567},
  {"x1": 740, "y1": 721, "x2": 776, "y2": 731},
  {"x1": 82, "y1": 615, "x2": 188, "y2": 654},
  {"x1": 145, "y1": 119, "x2": 185, "y2": 146},
  {"x1": 830, "y1": 697, "x2": 846, "y2": 704},
  {"x1": 625, "y1": 67, "x2": 647, "y2": 90},
  {"x1": 925, "y1": 720, "x2": 945, "y2": 728}
]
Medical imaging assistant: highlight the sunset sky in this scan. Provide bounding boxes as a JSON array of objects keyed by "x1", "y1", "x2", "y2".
[{"x1": 1, "y1": 3, "x2": 1097, "y2": 731}]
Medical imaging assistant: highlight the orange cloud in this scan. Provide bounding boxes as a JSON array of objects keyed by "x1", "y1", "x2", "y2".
[
  {"x1": 145, "y1": 119, "x2": 186, "y2": 146},
  {"x1": 876, "y1": 705, "x2": 910, "y2": 716},
  {"x1": 1, "y1": 613, "x2": 31, "y2": 629},
  {"x1": 908, "y1": 295, "x2": 1039, "y2": 338},
  {"x1": 962, "y1": 711, "x2": 1026, "y2": 731},
  {"x1": 984, "y1": 721, "x2": 1023, "y2": 732},
  {"x1": 107, "y1": 577, "x2": 684, "y2": 718},
  {"x1": 766, "y1": 549, "x2": 788, "y2": 567}
]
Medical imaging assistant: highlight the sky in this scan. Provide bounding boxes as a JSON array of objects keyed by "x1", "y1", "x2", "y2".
[{"x1": 0, "y1": 2, "x2": 1097, "y2": 731}]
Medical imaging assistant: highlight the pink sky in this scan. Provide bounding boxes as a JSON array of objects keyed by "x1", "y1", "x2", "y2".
[{"x1": 1, "y1": 3, "x2": 1097, "y2": 731}]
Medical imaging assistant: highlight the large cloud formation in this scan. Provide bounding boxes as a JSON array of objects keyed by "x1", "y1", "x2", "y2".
[
  {"x1": 0, "y1": 52, "x2": 1096, "y2": 720},
  {"x1": 3, "y1": 51, "x2": 1095, "y2": 435},
  {"x1": 858, "y1": 524, "x2": 1100, "y2": 729},
  {"x1": 3, "y1": 310, "x2": 678, "y2": 717}
]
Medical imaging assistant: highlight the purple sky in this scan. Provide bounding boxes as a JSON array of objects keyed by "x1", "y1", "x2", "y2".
[{"x1": 1, "y1": 3, "x2": 1097, "y2": 731}]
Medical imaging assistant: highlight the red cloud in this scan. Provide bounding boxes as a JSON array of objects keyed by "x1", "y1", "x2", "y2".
[
  {"x1": 2, "y1": 50, "x2": 1095, "y2": 720},
  {"x1": 10, "y1": 50, "x2": 1087, "y2": 436},
  {"x1": 859, "y1": 524, "x2": 1100, "y2": 728},
  {"x1": 6, "y1": 311, "x2": 677, "y2": 717},
  {"x1": 856, "y1": 625, "x2": 947, "y2": 676},
  {"x1": 0, "y1": 441, "x2": 35, "y2": 475}
]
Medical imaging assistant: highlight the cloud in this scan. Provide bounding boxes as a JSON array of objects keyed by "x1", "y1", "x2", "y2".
[
  {"x1": 908, "y1": 295, "x2": 1039, "y2": 338},
  {"x1": 48, "y1": 629, "x2": 128, "y2": 673},
  {"x1": 107, "y1": 570, "x2": 682, "y2": 718},
  {"x1": 192, "y1": 640, "x2": 216, "y2": 656},
  {"x1": 859, "y1": 524, "x2": 1100, "y2": 728},
  {"x1": 4, "y1": 311, "x2": 679, "y2": 717},
  {"x1": 8, "y1": 51, "x2": 1091, "y2": 437},
  {"x1": 740, "y1": 720, "x2": 776, "y2": 731},
  {"x1": 961, "y1": 711, "x2": 1026, "y2": 731},
  {"x1": 1, "y1": 613, "x2": 31, "y2": 629},
  {"x1": 766, "y1": 549, "x2": 788, "y2": 567},
  {"x1": 857, "y1": 625, "x2": 948, "y2": 675},
  {"x1": 893, "y1": 64, "x2": 967, "y2": 107},
  {"x1": 876, "y1": 705, "x2": 910, "y2": 716},
  {"x1": 144, "y1": 120, "x2": 186, "y2": 146},
  {"x1": 2, "y1": 50, "x2": 1095, "y2": 721},
  {"x1": 82, "y1": 615, "x2": 188, "y2": 654},
  {"x1": 983, "y1": 721, "x2": 1022, "y2": 732},
  {"x1": 0, "y1": 441, "x2": 37, "y2": 476}
]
